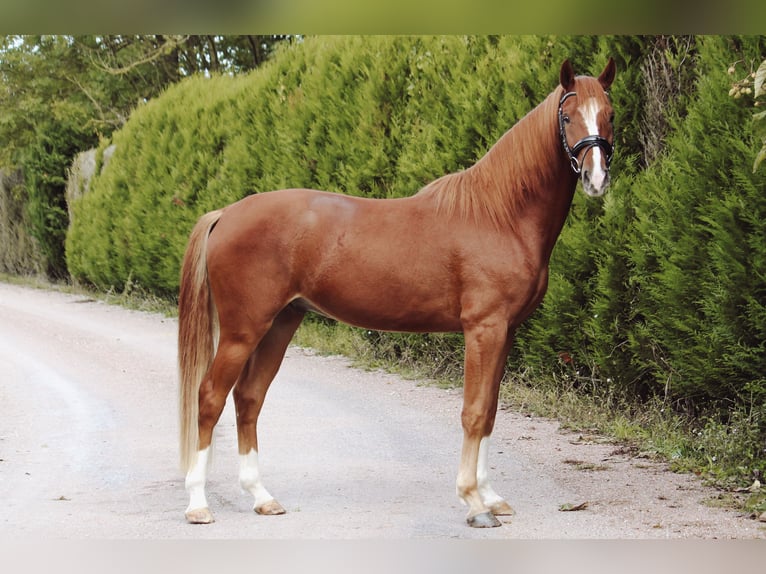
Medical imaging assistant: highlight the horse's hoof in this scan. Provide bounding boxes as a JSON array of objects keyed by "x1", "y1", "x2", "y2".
[
  {"x1": 255, "y1": 499, "x2": 286, "y2": 515},
  {"x1": 489, "y1": 500, "x2": 515, "y2": 516},
  {"x1": 467, "y1": 510, "x2": 502, "y2": 528},
  {"x1": 185, "y1": 507, "x2": 214, "y2": 524}
]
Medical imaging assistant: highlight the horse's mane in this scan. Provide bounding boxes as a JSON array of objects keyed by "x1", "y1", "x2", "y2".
[{"x1": 416, "y1": 78, "x2": 602, "y2": 230}]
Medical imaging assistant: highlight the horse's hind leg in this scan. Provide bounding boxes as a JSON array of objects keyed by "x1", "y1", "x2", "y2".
[
  {"x1": 185, "y1": 332, "x2": 261, "y2": 524},
  {"x1": 234, "y1": 306, "x2": 304, "y2": 516}
]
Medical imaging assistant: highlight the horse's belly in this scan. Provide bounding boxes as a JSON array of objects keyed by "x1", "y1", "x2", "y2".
[{"x1": 290, "y1": 290, "x2": 462, "y2": 333}]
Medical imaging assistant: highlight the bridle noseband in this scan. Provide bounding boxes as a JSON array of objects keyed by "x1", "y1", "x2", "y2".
[{"x1": 558, "y1": 91, "x2": 614, "y2": 175}]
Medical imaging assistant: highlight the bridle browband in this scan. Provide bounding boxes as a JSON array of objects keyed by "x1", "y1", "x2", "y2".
[{"x1": 558, "y1": 90, "x2": 614, "y2": 175}]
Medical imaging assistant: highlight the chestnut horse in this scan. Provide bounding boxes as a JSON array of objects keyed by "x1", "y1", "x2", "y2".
[{"x1": 178, "y1": 58, "x2": 616, "y2": 528}]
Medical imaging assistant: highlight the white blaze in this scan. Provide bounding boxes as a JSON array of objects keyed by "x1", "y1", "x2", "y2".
[{"x1": 579, "y1": 98, "x2": 608, "y2": 194}]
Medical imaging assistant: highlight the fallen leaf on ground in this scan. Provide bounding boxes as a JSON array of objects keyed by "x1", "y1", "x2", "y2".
[
  {"x1": 735, "y1": 479, "x2": 761, "y2": 493},
  {"x1": 559, "y1": 501, "x2": 589, "y2": 512}
]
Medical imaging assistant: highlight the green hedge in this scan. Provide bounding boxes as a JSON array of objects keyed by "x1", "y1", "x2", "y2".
[
  {"x1": 66, "y1": 35, "x2": 766, "y2": 417},
  {"x1": 514, "y1": 36, "x2": 766, "y2": 412},
  {"x1": 67, "y1": 35, "x2": 620, "y2": 291}
]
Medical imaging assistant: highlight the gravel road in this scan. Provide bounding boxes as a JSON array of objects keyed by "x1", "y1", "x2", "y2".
[{"x1": 0, "y1": 281, "x2": 763, "y2": 540}]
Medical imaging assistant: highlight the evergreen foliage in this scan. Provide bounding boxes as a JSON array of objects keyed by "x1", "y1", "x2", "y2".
[
  {"x1": 0, "y1": 35, "x2": 289, "y2": 279},
  {"x1": 0, "y1": 36, "x2": 101, "y2": 277},
  {"x1": 65, "y1": 36, "x2": 766, "y2": 474},
  {"x1": 0, "y1": 168, "x2": 44, "y2": 275},
  {"x1": 625, "y1": 37, "x2": 766, "y2": 408}
]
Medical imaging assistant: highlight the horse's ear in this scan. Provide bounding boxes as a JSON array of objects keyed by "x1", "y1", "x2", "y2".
[
  {"x1": 598, "y1": 57, "x2": 616, "y2": 91},
  {"x1": 559, "y1": 59, "x2": 575, "y2": 91}
]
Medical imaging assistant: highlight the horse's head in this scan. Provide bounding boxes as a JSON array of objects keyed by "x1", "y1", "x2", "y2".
[{"x1": 558, "y1": 58, "x2": 616, "y2": 197}]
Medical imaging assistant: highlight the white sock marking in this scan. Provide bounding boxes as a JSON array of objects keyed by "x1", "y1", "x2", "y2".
[
  {"x1": 185, "y1": 446, "x2": 211, "y2": 512},
  {"x1": 477, "y1": 436, "x2": 504, "y2": 507},
  {"x1": 239, "y1": 449, "x2": 276, "y2": 509}
]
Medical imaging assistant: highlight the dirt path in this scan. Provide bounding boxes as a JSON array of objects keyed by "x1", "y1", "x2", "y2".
[{"x1": 0, "y1": 281, "x2": 762, "y2": 539}]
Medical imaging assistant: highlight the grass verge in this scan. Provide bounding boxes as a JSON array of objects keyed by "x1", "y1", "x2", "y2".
[{"x1": 0, "y1": 271, "x2": 177, "y2": 316}]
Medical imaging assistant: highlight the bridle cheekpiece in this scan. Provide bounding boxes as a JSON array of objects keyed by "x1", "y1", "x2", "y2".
[{"x1": 558, "y1": 90, "x2": 614, "y2": 175}]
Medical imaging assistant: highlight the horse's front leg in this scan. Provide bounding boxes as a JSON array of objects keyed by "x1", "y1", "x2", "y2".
[{"x1": 456, "y1": 319, "x2": 515, "y2": 527}]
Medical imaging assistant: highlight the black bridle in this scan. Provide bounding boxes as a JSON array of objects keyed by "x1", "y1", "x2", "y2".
[{"x1": 558, "y1": 91, "x2": 614, "y2": 175}]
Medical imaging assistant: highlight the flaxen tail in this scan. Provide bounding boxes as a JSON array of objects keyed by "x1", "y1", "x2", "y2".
[{"x1": 178, "y1": 209, "x2": 224, "y2": 473}]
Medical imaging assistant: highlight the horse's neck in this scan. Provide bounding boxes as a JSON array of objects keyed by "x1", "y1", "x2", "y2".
[
  {"x1": 475, "y1": 104, "x2": 578, "y2": 261},
  {"x1": 525, "y1": 177, "x2": 577, "y2": 263}
]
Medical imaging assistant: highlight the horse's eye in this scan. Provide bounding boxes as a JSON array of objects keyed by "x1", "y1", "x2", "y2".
[{"x1": 563, "y1": 115, "x2": 571, "y2": 124}]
